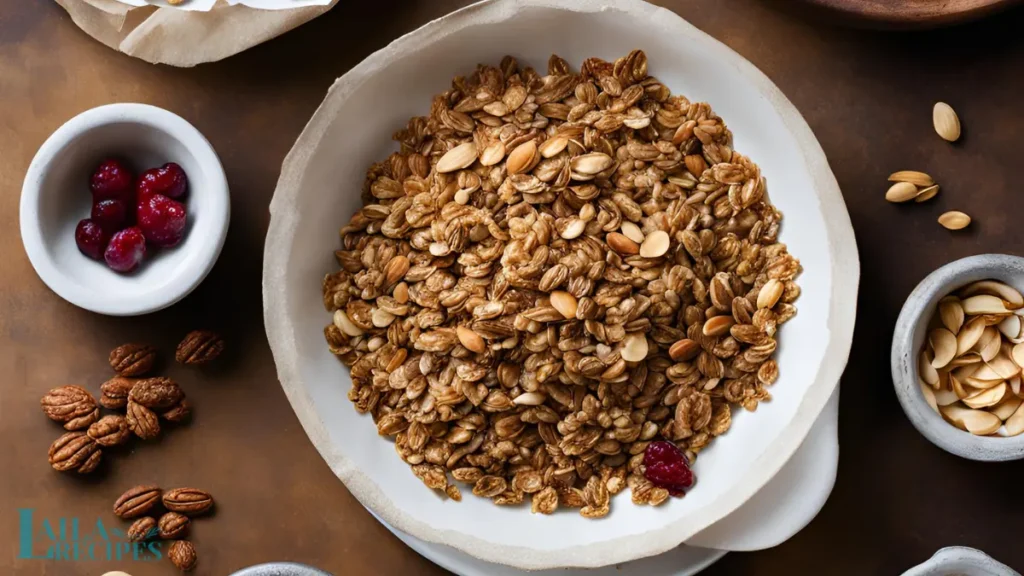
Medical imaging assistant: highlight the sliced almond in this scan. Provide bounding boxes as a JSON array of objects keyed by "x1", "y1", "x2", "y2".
[
  {"x1": 951, "y1": 373, "x2": 969, "y2": 399},
  {"x1": 919, "y1": 350, "x2": 939, "y2": 388},
  {"x1": 934, "y1": 386, "x2": 960, "y2": 407},
  {"x1": 538, "y1": 136, "x2": 569, "y2": 159},
  {"x1": 988, "y1": 353, "x2": 1020, "y2": 379},
  {"x1": 456, "y1": 326, "x2": 486, "y2": 354},
  {"x1": 885, "y1": 181, "x2": 918, "y2": 203},
  {"x1": 938, "y1": 210, "x2": 971, "y2": 231},
  {"x1": 437, "y1": 142, "x2": 478, "y2": 173},
  {"x1": 1011, "y1": 376, "x2": 1022, "y2": 397},
  {"x1": 506, "y1": 140, "x2": 538, "y2": 175},
  {"x1": 933, "y1": 102, "x2": 961, "y2": 142},
  {"x1": 939, "y1": 300, "x2": 964, "y2": 334},
  {"x1": 757, "y1": 279, "x2": 785, "y2": 310},
  {"x1": 928, "y1": 328, "x2": 957, "y2": 369},
  {"x1": 333, "y1": 309, "x2": 364, "y2": 337},
  {"x1": 963, "y1": 382, "x2": 1008, "y2": 409},
  {"x1": 920, "y1": 382, "x2": 939, "y2": 414},
  {"x1": 956, "y1": 317, "x2": 986, "y2": 356},
  {"x1": 961, "y1": 280, "x2": 1024, "y2": 309},
  {"x1": 703, "y1": 315, "x2": 735, "y2": 337},
  {"x1": 606, "y1": 232, "x2": 639, "y2": 255},
  {"x1": 479, "y1": 141, "x2": 506, "y2": 167},
  {"x1": 990, "y1": 395, "x2": 1022, "y2": 421},
  {"x1": 639, "y1": 230, "x2": 670, "y2": 258},
  {"x1": 1004, "y1": 402, "x2": 1024, "y2": 436},
  {"x1": 976, "y1": 327, "x2": 1002, "y2": 362},
  {"x1": 619, "y1": 222, "x2": 645, "y2": 244},
  {"x1": 1011, "y1": 343, "x2": 1024, "y2": 369},
  {"x1": 941, "y1": 403, "x2": 1001, "y2": 435},
  {"x1": 549, "y1": 291, "x2": 578, "y2": 320},
  {"x1": 999, "y1": 315, "x2": 1022, "y2": 340},
  {"x1": 914, "y1": 184, "x2": 940, "y2": 203},
  {"x1": 570, "y1": 152, "x2": 614, "y2": 176},
  {"x1": 888, "y1": 170, "x2": 934, "y2": 187},
  {"x1": 962, "y1": 294, "x2": 1008, "y2": 315},
  {"x1": 620, "y1": 333, "x2": 649, "y2": 362},
  {"x1": 949, "y1": 352, "x2": 982, "y2": 367}
]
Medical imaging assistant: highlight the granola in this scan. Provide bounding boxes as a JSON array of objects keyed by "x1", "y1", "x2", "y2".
[{"x1": 322, "y1": 50, "x2": 801, "y2": 517}]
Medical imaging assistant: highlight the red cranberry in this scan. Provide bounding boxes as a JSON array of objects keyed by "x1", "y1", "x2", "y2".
[
  {"x1": 74, "y1": 219, "x2": 111, "y2": 260},
  {"x1": 91, "y1": 199, "x2": 128, "y2": 231},
  {"x1": 642, "y1": 440, "x2": 695, "y2": 496},
  {"x1": 104, "y1": 227, "x2": 147, "y2": 273},
  {"x1": 90, "y1": 159, "x2": 134, "y2": 202},
  {"x1": 137, "y1": 194, "x2": 187, "y2": 247},
  {"x1": 137, "y1": 163, "x2": 188, "y2": 200}
]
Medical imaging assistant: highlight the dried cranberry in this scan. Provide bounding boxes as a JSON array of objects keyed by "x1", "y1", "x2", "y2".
[
  {"x1": 74, "y1": 219, "x2": 111, "y2": 260},
  {"x1": 642, "y1": 440, "x2": 695, "y2": 496},
  {"x1": 104, "y1": 227, "x2": 147, "y2": 273},
  {"x1": 91, "y1": 199, "x2": 128, "y2": 231},
  {"x1": 90, "y1": 159, "x2": 134, "y2": 202},
  {"x1": 137, "y1": 194, "x2": 187, "y2": 247},
  {"x1": 137, "y1": 163, "x2": 187, "y2": 200}
]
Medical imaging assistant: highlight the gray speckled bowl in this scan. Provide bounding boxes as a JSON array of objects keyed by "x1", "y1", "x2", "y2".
[
  {"x1": 229, "y1": 563, "x2": 333, "y2": 576},
  {"x1": 892, "y1": 254, "x2": 1024, "y2": 461},
  {"x1": 902, "y1": 546, "x2": 1020, "y2": 576}
]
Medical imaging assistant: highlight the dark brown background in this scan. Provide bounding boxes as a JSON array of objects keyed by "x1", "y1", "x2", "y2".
[{"x1": 3, "y1": 1, "x2": 1024, "y2": 574}]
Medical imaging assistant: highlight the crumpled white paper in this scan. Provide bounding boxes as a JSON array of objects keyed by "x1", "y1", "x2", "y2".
[{"x1": 114, "y1": 0, "x2": 331, "y2": 11}]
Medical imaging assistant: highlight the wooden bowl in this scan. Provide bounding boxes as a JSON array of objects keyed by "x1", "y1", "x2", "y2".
[{"x1": 800, "y1": 0, "x2": 1021, "y2": 28}]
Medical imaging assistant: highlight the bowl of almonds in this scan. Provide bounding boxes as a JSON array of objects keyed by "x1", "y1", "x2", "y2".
[
  {"x1": 263, "y1": 0, "x2": 858, "y2": 569},
  {"x1": 892, "y1": 254, "x2": 1024, "y2": 461}
]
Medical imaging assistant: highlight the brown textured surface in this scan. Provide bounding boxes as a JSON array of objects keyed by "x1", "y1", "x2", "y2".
[
  {"x1": 3, "y1": 0, "x2": 1024, "y2": 574},
  {"x1": 798, "y1": 0, "x2": 1021, "y2": 28}
]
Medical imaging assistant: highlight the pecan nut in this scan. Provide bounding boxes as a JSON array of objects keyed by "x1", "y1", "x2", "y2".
[
  {"x1": 113, "y1": 485, "x2": 161, "y2": 519},
  {"x1": 48, "y1": 431, "x2": 102, "y2": 473},
  {"x1": 99, "y1": 376, "x2": 138, "y2": 409},
  {"x1": 158, "y1": 512, "x2": 190, "y2": 539},
  {"x1": 161, "y1": 399, "x2": 192, "y2": 423},
  {"x1": 128, "y1": 377, "x2": 184, "y2": 410},
  {"x1": 87, "y1": 415, "x2": 130, "y2": 447},
  {"x1": 40, "y1": 385, "x2": 99, "y2": 430},
  {"x1": 175, "y1": 330, "x2": 225, "y2": 365},
  {"x1": 109, "y1": 344, "x2": 157, "y2": 377},
  {"x1": 168, "y1": 540, "x2": 197, "y2": 571},
  {"x1": 126, "y1": 401, "x2": 160, "y2": 440},
  {"x1": 126, "y1": 516, "x2": 158, "y2": 542},
  {"x1": 162, "y1": 488, "x2": 214, "y2": 516}
]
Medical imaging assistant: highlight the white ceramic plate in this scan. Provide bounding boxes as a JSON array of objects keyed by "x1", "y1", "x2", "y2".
[
  {"x1": 263, "y1": 0, "x2": 859, "y2": 569},
  {"x1": 377, "y1": 389, "x2": 840, "y2": 576}
]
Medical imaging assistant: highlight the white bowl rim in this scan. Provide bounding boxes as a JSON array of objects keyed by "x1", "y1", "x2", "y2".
[
  {"x1": 891, "y1": 253, "x2": 1024, "y2": 461},
  {"x1": 262, "y1": 0, "x2": 860, "y2": 568},
  {"x1": 19, "y1": 103, "x2": 230, "y2": 316}
]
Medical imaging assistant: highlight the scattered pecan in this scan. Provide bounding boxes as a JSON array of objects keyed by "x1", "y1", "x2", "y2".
[
  {"x1": 161, "y1": 399, "x2": 192, "y2": 423},
  {"x1": 109, "y1": 344, "x2": 157, "y2": 377},
  {"x1": 162, "y1": 488, "x2": 214, "y2": 516},
  {"x1": 113, "y1": 485, "x2": 161, "y2": 519},
  {"x1": 48, "y1": 431, "x2": 102, "y2": 473},
  {"x1": 168, "y1": 540, "x2": 197, "y2": 572},
  {"x1": 126, "y1": 401, "x2": 160, "y2": 440},
  {"x1": 126, "y1": 516, "x2": 158, "y2": 542},
  {"x1": 87, "y1": 415, "x2": 130, "y2": 447},
  {"x1": 175, "y1": 330, "x2": 225, "y2": 365},
  {"x1": 99, "y1": 376, "x2": 138, "y2": 409},
  {"x1": 158, "y1": 512, "x2": 190, "y2": 539},
  {"x1": 128, "y1": 377, "x2": 184, "y2": 410},
  {"x1": 40, "y1": 385, "x2": 99, "y2": 430}
]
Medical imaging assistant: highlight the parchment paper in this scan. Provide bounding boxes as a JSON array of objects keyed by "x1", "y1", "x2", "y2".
[{"x1": 55, "y1": 0, "x2": 338, "y2": 67}]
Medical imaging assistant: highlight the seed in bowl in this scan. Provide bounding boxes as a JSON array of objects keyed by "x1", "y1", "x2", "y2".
[
  {"x1": 919, "y1": 279, "x2": 1024, "y2": 437},
  {"x1": 322, "y1": 50, "x2": 801, "y2": 517}
]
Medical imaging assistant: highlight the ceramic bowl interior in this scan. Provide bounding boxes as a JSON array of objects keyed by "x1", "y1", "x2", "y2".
[
  {"x1": 20, "y1": 103, "x2": 229, "y2": 316},
  {"x1": 263, "y1": 0, "x2": 859, "y2": 569},
  {"x1": 892, "y1": 254, "x2": 1024, "y2": 461}
]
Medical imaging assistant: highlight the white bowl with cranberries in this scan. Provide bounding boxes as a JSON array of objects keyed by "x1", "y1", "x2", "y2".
[{"x1": 20, "y1": 103, "x2": 229, "y2": 316}]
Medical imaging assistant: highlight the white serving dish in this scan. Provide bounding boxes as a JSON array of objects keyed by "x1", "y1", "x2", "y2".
[
  {"x1": 20, "y1": 103, "x2": 230, "y2": 316},
  {"x1": 262, "y1": 0, "x2": 859, "y2": 569},
  {"x1": 378, "y1": 389, "x2": 840, "y2": 576}
]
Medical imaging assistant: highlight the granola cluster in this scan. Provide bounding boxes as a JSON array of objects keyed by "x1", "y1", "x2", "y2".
[{"x1": 322, "y1": 50, "x2": 801, "y2": 517}]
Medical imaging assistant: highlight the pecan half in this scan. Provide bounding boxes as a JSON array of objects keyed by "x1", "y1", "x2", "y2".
[
  {"x1": 126, "y1": 516, "x2": 158, "y2": 542},
  {"x1": 158, "y1": 512, "x2": 190, "y2": 539},
  {"x1": 87, "y1": 415, "x2": 130, "y2": 447},
  {"x1": 168, "y1": 540, "x2": 197, "y2": 571},
  {"x1": 40, "y1": 385, "x2": 99, "y2": 430},
  {"x1": 128, "y1": 377, "x2": 184, "y2": 410},
  {"x1": 161, "y1": 399, "x2": 192, "y2": 423},
  {"x1": 126, "y1": 401, "x2": 160, "y2": 440},
  {"x1": 162, "y1": 488, "x2": 214, "y2": 516},
  {"x1": 109, "y1": 344, "x2": 157, "y2": 377},
  {"x1": 48, "y1": 431, "x2": 101, "y2": 473},
  {"x1": 99, "y1": 376, "x2": 138, "y2": 409},
  {"x1": 175, "y1": 330, "x2": 225, "y2": 365},
  {"x1": 113, "y1": 485, "x2": 161, "y2": 519}
]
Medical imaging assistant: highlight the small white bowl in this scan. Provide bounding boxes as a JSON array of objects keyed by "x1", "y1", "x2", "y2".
[
  {"x1": 891, "y1": 254, "x2": 1024, "y2": 461},
  {"x1": 20, "y1": 103, "x2": 229, "y2": 316},
  {"x1": 902, "y1": 546, "x2": 1020, "y2": 576}
]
